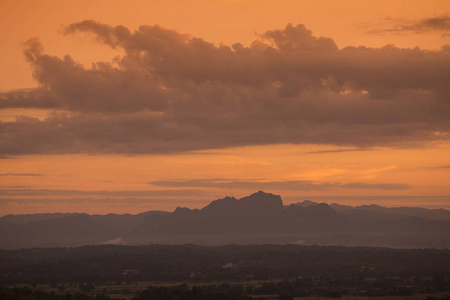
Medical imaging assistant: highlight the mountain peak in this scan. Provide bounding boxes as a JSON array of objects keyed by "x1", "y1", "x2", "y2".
[
  {"x1": 200, "y1": 191, "x2": 283, "y2": 218},
  {"x1": 173, "y1": 207, "x2": 192, "y2": 215},
  {"x1": 238, "y1": 191, "x2": 284, "y2": 216},
  {"x1": 240, "y1": 191, "x2": 282, "y2": 201},
  {"x1": 293, "y1": 200, "x2": 318, "y2": 208}
]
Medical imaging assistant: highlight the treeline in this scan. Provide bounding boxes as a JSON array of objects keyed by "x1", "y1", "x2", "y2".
[
  {"x1": 0, "y1": 286, "x2": 109, "y2": 300},
  {"x1": 3, "y1": 280, "x2": 450, "y2": 300},
  {"x1": 0, "y1": 285, "x2": 253, "y2": 300},
  {"x1": 134, "y1": 284, "x2": 253, "y2": 300},
  {"x1": 134, "y1": 281, "x2": 450, "y2": 300},
  {"x1": 0, "y1": 245, "x2": 449, "y2": 286}
]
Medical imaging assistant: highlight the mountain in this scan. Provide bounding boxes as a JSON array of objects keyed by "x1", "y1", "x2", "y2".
[
  {"x1": 0, "y1": 212, "x2": 82, "y2": 225},
  {"x1": 1, "y1": 191, "x2": 449, "y2": 249},
  {"x1": 291, "y1": 200, "x2": 318, "y2": 208},
  {"x1": 202, "y1": 191, "x2": 283, "y2": 218},
  {"x1": 329, "y1": 202, "x2": 450, "y2": 221},
  {"x1": 0, "y1": 214, "x2": 116, "y2": 249},
  {"x1": 0, "y1": 211, "x2": 169, "y2": 249},
  {"x1": 128, "y1": 191, "x2": 286, "y2": 244}
]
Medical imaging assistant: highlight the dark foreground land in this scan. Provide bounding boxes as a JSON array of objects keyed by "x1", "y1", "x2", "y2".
[{"x1": 1, "y1": 244, "x2": 450, "y2": 299}]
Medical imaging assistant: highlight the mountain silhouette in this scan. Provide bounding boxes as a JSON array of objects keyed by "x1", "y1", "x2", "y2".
[{"x1": 1, "y1": 191, "x2": 449, "y2": 249}]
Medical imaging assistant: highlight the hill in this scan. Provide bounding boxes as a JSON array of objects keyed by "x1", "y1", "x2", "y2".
[{"x1": 1, "y1": 191, "x2": 449, "y2": 249}]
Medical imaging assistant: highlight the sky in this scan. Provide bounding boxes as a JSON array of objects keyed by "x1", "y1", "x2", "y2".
[{"x1": 1, "y1": 0, "x2": 450, "y2": 216}]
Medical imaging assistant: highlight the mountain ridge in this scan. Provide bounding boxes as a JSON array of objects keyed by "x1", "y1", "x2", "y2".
[{"x1": 1, "y1": 191, "x2": 449, "y2": 249}]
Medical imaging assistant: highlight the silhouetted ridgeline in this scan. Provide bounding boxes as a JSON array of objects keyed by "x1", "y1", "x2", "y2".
[{"x1": 1, "y1": 191, "x2": 450, "y2": 249}]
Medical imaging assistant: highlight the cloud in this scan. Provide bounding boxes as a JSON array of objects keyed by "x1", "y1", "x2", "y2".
[
  {"x1": 0, "y1": 188, "x2": 211, "y2": 197},
  {"x1": 430, "y1": 165, "x2": 450, "y2": 169},
  {"x1": 148, "y1": 179, "x2": 411, "y2": 191},
  {"x1": 366, "y1": 15, "x2": 450, "y2": 35},
  {"x1": 262, "y1": 23, "x2": 339, "y2": 52},
  {"x1": 1, "y1": 21, "x2": 450, "y2": 155},
  {"x1": 340, "y1": 182, "x2": 410, "y2": 190},
  {"x1": 150, "y1": 179, "x2": 333, "y2": 191},
  {"x1": 303, "y1": 148, "x2": 376, "y2": 154},
  {"x1": 0, "y1": 173, "x2": 43, "y2": 177},
  {"x1": 0, "y1": 197, "x2": 211, "y2": 208}
]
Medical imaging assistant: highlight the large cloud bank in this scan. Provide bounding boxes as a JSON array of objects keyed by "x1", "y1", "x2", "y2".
[{"x1": 1, "y1": 21, "x2": 449, "y2": 155}]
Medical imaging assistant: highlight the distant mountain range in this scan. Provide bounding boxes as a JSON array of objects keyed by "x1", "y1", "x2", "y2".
[{"x1": 1, "y1": 191, "x2": 450, "y2": 249}]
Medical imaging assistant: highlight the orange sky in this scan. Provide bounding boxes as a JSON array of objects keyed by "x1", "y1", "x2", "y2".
[{"x1": 1, "y1": 0, "x2": 450, "y2": 215}]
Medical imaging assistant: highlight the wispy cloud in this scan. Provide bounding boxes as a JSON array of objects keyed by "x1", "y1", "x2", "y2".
[
  {"x1": 0, "y1": 197, "x2": 211, "y2": 206},
  {"x1": 303, "y1": 148, "x2": 376, "y2": 154},
  {"x1": 430, "y1": 165, "x2": 450, "y2": 169},
  {"x1": 149, "y1": 179, "x2": 411, "y2": 191},
  {"x1": 340, "y1": 182, "x2": 410, "y2": 190},
  {"x1": 0, "y1": 188, "x2": 212, "y2": 197},
  {"x1": 366, "y1": 15, "x2": 450, "y2": 35},
  {"x1": 0, "y1": 173, "x2": 44, "y2": 177}
]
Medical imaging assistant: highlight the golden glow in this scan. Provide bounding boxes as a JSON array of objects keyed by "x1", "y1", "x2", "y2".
[
  {"x1": 1, "y1": 0, "x2": 450, "y2": 215},
  {"x1": 1, "y1": 142, "x2": 450, "y2": 215}
]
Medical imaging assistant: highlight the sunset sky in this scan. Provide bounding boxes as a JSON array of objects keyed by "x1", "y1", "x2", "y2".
[{"x1": 1, "y1": 0, "x2": 450, "y2": 216}]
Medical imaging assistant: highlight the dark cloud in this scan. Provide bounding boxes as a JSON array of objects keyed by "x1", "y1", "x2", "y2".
[
  {"x1": 1, "y1": 21, "x2": 450, "y2": 155},
  {"x1": 149, "y1": 179, "x2": 411, "y2": 191},
  {"x1": 366, "y1": 15, "x2": 450, "y2": 35},
  {"x1": 262, "y1": 23, "x2": 339, "y2": 52}
]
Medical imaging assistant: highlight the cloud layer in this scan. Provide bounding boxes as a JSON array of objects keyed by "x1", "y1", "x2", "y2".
[
  {"x1": 1, "y1": 21, "x2": 450, "y2": 155},
  {"x1": 367, "y1": 15, "x2": 450, "y2": 35},
  {"x1": 0, "y1": 173, "x2": 43, "y2": 177},
  {"x1": 149, "y1": 179, "x2": 411, "y2": 191},
  {"x1": 0, "y1": 188, "x2": 211, "y2": 197}
]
